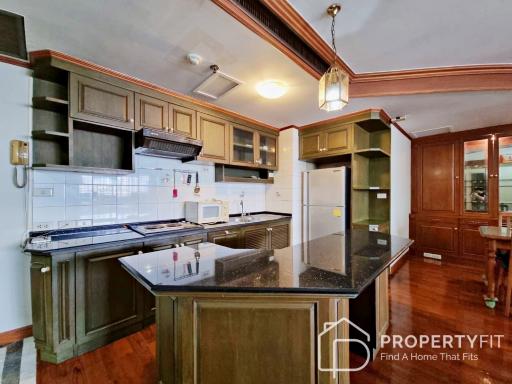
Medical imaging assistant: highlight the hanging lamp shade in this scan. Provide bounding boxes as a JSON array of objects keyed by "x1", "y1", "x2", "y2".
[{"x1": 319, "y1": 64, "x2": 349, "y2": 111}]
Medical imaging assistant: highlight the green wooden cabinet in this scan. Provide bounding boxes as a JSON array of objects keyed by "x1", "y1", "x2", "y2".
[
  {"x1": 75, "y1": 245, "x2": 144, "y2": 355},
  {"x1": 30, "y1": 253, "x2": 75, "y2": 363}
]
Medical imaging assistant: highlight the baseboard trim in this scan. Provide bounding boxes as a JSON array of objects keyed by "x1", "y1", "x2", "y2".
[{"x1": 0, "y1": 325, "x2": 33, "y2": 346}]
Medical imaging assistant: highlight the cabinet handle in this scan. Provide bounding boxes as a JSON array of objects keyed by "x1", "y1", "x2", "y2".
[
  {"x1": 40, "y1": 266, "x2": 51, "y2": 273},
  {"x1": 454, "y1": 227, "x2": 458, "y2": 231},
  {"x1": 129, "y1": 118, "x2": 134, "y2": 123},
  {"x1": 455, "y1": 176, "x2": 459, "y2": 179},
  {"x1": 225, "y1": 230, "x2": 230, "y2": 235}
]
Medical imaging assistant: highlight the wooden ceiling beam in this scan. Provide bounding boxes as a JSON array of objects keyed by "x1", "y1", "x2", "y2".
[{"x1": 213, "y1": 0, "x2": 512, "y2": 97}]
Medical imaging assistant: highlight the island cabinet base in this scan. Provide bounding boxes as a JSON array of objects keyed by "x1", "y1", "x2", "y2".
[{"x1": 156, "y1": 295, "x2": 350, "y2": 384}]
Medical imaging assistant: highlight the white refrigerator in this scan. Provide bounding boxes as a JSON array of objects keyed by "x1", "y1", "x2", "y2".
[{"x1": 302, "y1": 166, "x2": 349, "y2": 240}]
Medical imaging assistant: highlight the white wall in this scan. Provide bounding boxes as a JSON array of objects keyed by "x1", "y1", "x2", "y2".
[
  {"x1": 0, "y1": 63, "x2": 32, "y2": 333},
  {"x1": 390, "y1": 126, "x2": 412, "y2": 238},
  {"x1": 32, "y1": 158, "x2": 267, "y2": 230}
]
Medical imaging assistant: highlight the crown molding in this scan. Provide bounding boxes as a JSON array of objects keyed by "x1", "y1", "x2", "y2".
[
  {"x1": 213, "y1": 0, "x2": 512, "y2": 97},
  {"x1": 0, "y1": 53, "x2": 31, "y2": 68}
]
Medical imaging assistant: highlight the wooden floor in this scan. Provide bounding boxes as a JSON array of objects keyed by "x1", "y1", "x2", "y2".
[{"x1": 38, "y1": 255, "x2": 512, "y2": 383}]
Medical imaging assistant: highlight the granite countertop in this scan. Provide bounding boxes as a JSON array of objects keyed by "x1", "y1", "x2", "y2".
[
  {"x1": 24, "y1": 212, "x2": 291, "y2": 254},
  {"x1": 119, "y1": 229, "x2": 413, "y2": 296}
]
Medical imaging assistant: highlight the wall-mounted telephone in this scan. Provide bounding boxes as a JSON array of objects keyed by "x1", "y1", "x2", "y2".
[
  {"x1": 10, "y1": 140, "x2": 28, "y2": 188},
  {"x1": 10, "y1": 140, "x2": 29, "y2": 165}
]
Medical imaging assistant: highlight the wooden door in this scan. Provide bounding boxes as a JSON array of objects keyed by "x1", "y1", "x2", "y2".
[
  {"x1": 75, "y1": 247, "x2": 143, "y2": 351},
  {"x1": 197, "y1": 113, "x2": 230, "y2": 163},
  {"x1": 300, "y1": 131, "x2": 322, "y2": 159},
  {"x1": 207, "y1": 229, "x2": 241, "y2": 248},
  {"x1": 170, "y1": 104, "x2": 196, "y2": 138},
  {"x1": 416, "y1": 217, "x2": 459, "y2": 258},
  {"x1": 70, "y1": 73, "x2": 134, "y2": 130},
  {"x1": 323, "y1": 124, "x2": 352, "y2": 155},
  {"x1": 243, "y1": 225, "x2": 269, "y2": 249},
  {"x1": 269, "y1": 222, "x2": 290, "y2": 249},
  {"x1": 135, "y1": 93, "x2": 169, "y2": 131},
  {"x1": 257, "y1": 132, "x2": 278, "y2": 170},
  {"x1": 231, "y1": 125, "x2": 257, "y2": 167},
  {"x1": 418, "y1": 141, "x2": 460, "y2": 215}
]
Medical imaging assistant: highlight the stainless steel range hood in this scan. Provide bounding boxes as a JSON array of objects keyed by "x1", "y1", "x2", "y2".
[{"x1": 135, "y1": 128, "x2": 203, "y2": 162}]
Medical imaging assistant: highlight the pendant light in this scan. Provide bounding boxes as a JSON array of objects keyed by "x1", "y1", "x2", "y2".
[{"x1": 319, "y1": 4, "x2": 349, "y2": 112}]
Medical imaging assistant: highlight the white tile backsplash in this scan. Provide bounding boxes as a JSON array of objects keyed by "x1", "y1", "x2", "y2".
[
  {"x1": 33, "y1": 183, "x2": 66, "y2": 207},
  {"x1": 31, "y1": 154, "x2": 277, "y2": 229}
]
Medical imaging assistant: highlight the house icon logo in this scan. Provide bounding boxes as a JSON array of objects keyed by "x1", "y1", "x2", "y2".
[{"x1": 317, "y1": 317, "x2": 371, "y2": 377}]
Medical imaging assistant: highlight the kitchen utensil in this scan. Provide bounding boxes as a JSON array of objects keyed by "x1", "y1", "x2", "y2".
[
  {"x1": 194, "y1": 172, "x2": 200, "y2": 194},
  {"x1": 172, "y1": 172, "x2": 178, "y2": 198}
]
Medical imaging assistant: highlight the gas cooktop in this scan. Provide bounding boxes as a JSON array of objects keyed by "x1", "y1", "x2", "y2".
[{"x1": 129, "y1": 221, "x2": 203, "y2": 235}]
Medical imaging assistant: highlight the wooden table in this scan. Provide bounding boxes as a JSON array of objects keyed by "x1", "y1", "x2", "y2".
[{"x1": 479, "y1": 225, "x2": 511, "y2": 308}]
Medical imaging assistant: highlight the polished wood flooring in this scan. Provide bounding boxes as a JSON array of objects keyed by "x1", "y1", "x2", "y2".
[{"x1": 38, "y1": 255, "x2": 512, "y2": 383}]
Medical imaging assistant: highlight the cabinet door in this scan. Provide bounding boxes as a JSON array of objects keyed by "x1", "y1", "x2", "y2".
[
  {"x1": 418, "y1": 141, "x2": 460, "y2": 215},
  {"x1": 207, "y1": 229, "x2": 241, "y2": 248},
  {"x1": 417, "y1": 218, "x2": 459, "y2": 258},
  {"x1": 258, "y1": 133, "x2": 278, "y2": 170},
  {"x1": 497, "y1": 135, "x2": 512, "y2": 213},
  {"x1": 231, "y1": 125, "x2": 256, "y2": 167},
  {"x1": 323, "y1": 124, "x2": 352, "y2": 155},
  {"x1": 462, "y1": 138, "x2": 491, "y2": 215},
  {"x1": 170, "y1": 104, "x2": 196, "y2": 138},
  {"x1": 270, "y1": 222, "x2": 290, "y2": 249},
  {"x1": 375, "y1": 269, "x2": 389, "y2": 352},
  {"x1": 197, "y1": 113, "x2": 230, "y2": 163},
  {"x1": 75, "y1": 248, "x2": 143, "y2": 349},
  {"x1": 135, "y1": 93, "x2": 169, "y2": 131},
  {"x1": 300, "y1": 132, "x2": 322, "y2": 159},
  {"x1": 243, "y1": 226, "x2": 269, "y2": 249},
  {"x1": 70, "y1": 73, "x2": 134, "y2": 130},
  {"x1": 460, "y1": 219, "x2": 493, "y2": 263}
]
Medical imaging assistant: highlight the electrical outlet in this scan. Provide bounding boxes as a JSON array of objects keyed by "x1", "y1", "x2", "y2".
[
  {"x1": 369, "y1": 224, "x2": 379, "y2": 232},
  {"x1": 76, "y1": 220, "x2": 92, "y2": 228},
  {"x1": 34, "y1": 187, "x2": 54, "y2": 197},
  {"x1": 58, "y1": 220, "x2": 76, "y2": 229},
  {"x1": 377, "y1": 239, "x2": 388, "y2": 246},
  {"x1": 34, "y1": 222, "x2": 56, "y2": 231},
  {"x1": 377, "y1": 193, "x2": 387, "y2": 199}
]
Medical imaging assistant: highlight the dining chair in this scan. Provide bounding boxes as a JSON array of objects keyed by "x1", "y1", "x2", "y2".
[{"x1": 497, "y1": 211, "x2": 512, "y2": 316}]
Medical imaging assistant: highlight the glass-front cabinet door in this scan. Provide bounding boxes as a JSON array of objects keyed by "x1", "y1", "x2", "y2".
[
  {"x1": 258, "y1": 134, "x2": 277, "y2": 169},
  {"x1": 498, "y1": 136, "x2": 512, "y2": 212},
  {"x1": 463, "y1": 138, "x2": 490, "y2": 213},
  {"x1": 231, "y1": 125, "x2": 256, "y2": 166}
]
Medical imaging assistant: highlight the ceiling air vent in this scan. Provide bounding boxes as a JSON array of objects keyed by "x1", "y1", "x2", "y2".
[
  {"x1": 412, "y1": 126, "x2": 454, "y2": 138},
  {"x1": 193, "y1": 64, "x2": 241, "y2": 100}
]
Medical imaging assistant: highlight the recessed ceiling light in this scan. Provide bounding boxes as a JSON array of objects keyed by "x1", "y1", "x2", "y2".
[{"x1": 256, "y1": 80, "x2": 287, "y2": 99}]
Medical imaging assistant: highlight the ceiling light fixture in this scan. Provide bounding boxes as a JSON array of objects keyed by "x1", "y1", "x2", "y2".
[
  {"x1": 256, "y1": 80, "x2": 287, "y2": 99},
  {"x1": 319, "y1": 4, "x2": 349, "y2": 112}
]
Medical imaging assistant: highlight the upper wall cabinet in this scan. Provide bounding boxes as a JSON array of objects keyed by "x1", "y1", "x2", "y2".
[
  {"x1": 230, "y1": 125, "x2": 278, "y2": 170},
  {"x1": 70, "y1": 74, "x2": 135, "y2": 130},
  {"x1": 258, "y1": 132, "x2": 278, "y2": 170},
  {"x1": 197, "y1": 113, "x2": 230, "y2": 163},
  {"x1": 135, "y1": 93, "x2": 169, "y2": 131},
  {"x1": 299, "y1": 123, "x2": 353, "y2": 160},
  {"x1": 170, "y1": 104, "x2": 196, "y2": 138}
]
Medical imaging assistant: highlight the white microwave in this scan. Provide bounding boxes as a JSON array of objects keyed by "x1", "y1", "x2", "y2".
[{"x1": 185, "y1": 200, "x2": 229, "y2": 224}]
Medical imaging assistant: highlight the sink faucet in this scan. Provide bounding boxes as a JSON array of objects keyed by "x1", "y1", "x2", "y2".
[{"x1": 240, "y1": 191, "x2": 245, "y2": 218}]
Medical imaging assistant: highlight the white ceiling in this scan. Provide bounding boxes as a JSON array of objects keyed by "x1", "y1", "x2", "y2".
[
  {"x1": 1, "y1": 0, "x2": 512, "y2": 136},
  {"x1": 289, "y1": 0, "x2": 512, "y2": 72}
]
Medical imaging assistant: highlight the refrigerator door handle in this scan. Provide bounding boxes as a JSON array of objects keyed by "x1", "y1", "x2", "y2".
[{"x1": 302, "y1": 204, "x2": 309, "y2": 263}]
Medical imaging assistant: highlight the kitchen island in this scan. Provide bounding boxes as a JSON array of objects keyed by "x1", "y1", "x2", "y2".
[{"x1": 120, "y1": 230, "x2": 412, "y2": 384}]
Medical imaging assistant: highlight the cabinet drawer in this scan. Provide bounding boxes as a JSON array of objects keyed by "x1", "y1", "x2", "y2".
[{"x1": 70, "y1": 74, "x2": 135, "y2": 130}]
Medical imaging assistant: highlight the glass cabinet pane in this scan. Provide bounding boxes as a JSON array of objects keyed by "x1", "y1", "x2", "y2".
[
  {"x1": 232, "y1": 127, "x2": 255, "y2": 164},
  {"x1": 498, "y1": 136, "x2": 512, "y2": 212},
  {"x1": 259, "y1": 135, "x2": 277, "y2": 168},
  {"x1": 463, "y1": 139, "x2": 488, "y2": 213}
]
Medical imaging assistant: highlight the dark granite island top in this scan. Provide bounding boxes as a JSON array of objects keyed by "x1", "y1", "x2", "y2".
[
  {"x1": 120, "y1": 229, "x2": 412, "y2": 297},
  {"x1": 120, "y1": 229, "x2": 412, "y2": 384}
]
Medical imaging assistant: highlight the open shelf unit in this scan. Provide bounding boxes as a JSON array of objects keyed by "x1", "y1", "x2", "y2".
[
  {"x1": 31, "y1": 64, "x2": 135, "y2": 174},
  {"x1": 215, "y1": 164, "x2": 274, "y2": 184},
  {"x1": 351, "y1": 120, "x2": 391, "y2": 233}
]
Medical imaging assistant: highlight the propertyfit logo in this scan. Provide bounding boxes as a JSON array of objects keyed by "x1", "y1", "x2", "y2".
[
  {"x1": 318, "y1": 317, "x2": 371, "y2": 377},
  {"x1": 380, "y1": 334, "x2": 504, "y2": 361}
]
